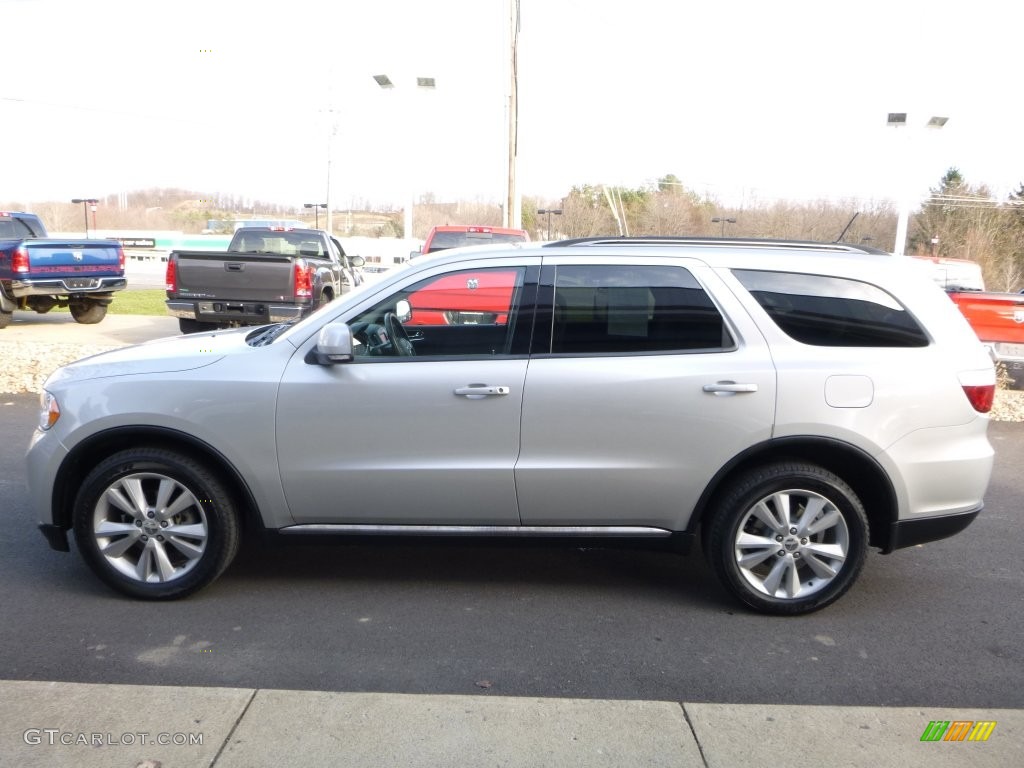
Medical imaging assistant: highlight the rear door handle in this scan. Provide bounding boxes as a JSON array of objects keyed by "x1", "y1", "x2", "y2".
[
  {"x1": 454, "y1": 385, "x2": 510, "y2": 398},
  {"x1": 703, "y1": 381, "x2": 758, "y2": 395}
]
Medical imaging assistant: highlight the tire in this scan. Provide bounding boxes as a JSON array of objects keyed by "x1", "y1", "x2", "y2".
[
  {"x1": 179, "y1": 318, "x2": 220, "y2": 334},
  {"x1": 69, "y1": 301, "x2": 107, "y2": 324},
  {"x1": 0, "y1": 310, "x2": 11, "y2": 329},
  {"x1": 72, "y1": 448, "x2": 240, "y2": 599},
  {"x1": 706, "y1": 462, "x2": 868, "y2": 615}
]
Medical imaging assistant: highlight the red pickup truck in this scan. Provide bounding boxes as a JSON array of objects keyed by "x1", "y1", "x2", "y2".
[
  {"x1": 412, "y1": 225, "x2": 529, "y2": 259},
  {"x1": 911, "y1": 255, "x2": 1024, "y2": 387},
  {"x1": 946, "y1": 289, "x2": 1024, "y2": 385}
]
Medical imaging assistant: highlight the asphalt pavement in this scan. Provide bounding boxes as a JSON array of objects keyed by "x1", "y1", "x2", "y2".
[{"x1": 2, "y1": 312, "x2": 1021, "y2": 767}]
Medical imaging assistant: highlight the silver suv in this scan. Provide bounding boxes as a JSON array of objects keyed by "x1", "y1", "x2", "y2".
[{"x1": 27, "y1": 237, "x2": 996, "y2": 614}]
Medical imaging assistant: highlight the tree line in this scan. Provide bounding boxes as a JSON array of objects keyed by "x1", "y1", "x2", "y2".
[{"x1": 5, "y1": 169, "x2": 1022, "y2": 291}]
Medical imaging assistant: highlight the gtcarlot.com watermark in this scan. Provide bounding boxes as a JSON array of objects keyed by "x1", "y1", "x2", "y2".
[{"x1": 23, "y1": 729, "x2": 203, "y2": 747}]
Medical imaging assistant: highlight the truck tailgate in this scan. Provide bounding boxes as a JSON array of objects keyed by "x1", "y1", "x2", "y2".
[
  {"x1": 24, "y1": 240, "x2": 123, "y2": 279},
  {"x1": 950, "y1": 291, "x2": 1024, "y2": 345},
  {"x1": 175, "y1": 252, "x2": 295, "y2": 302}
]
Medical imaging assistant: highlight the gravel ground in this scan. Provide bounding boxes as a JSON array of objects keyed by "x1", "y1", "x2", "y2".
[{"x1": 3, "y1": 338, "x2": 1023, "y2": 421}]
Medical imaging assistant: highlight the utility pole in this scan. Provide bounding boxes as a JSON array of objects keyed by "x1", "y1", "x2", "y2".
[{"x1": 505, "y1": 0, "x2": 520, "y2": 229}]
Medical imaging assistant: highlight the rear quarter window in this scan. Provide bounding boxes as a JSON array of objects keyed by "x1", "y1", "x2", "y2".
[{"x1": 733, "y1": 269, "x2": 929, "y2": 347}]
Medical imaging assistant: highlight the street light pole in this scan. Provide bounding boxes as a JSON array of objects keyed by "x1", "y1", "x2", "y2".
[
  {"x1": 304, "y1": 202, "x2": 327, "y2": 229},
  {"x1": 887, "y1": 113, "x2": 949, "y2": 256},
  {"x1": 537, "y1": 208, "x2": 562, "y2": 240},
  {"x1": 711, "y1": 216, "x2": 736, "y2": 236},
  {"x1": 374, "y1": 74, "x2": 436, "y2": 240},
  {"x1": 71, "y1": 198, "x2": 98, "y2": 238}
]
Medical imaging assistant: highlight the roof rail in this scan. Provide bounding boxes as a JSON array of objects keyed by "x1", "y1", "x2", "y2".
[{"x1": 543, "y1": 236, "x2": 888, "y2": 255}]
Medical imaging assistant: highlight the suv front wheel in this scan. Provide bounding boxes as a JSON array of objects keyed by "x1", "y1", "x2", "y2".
[
  {"x1": 706, "y1": 462, "x2": 868, "y2": 615},
  {"x1": 73, "y1": 448, "x2": 240, "y2": 599}
]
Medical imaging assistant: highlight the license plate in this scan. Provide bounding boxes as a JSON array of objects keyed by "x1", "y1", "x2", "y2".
[
  {"x1": 995, "y1": 342, "x2": 1024, "y2": 359},
  {"x1": 65, "y1": 278, "x2": 99, "y2": 290}
]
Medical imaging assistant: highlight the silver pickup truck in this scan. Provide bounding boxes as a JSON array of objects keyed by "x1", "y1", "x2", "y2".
[{"x1": 165, "y1": 227, "x2": 364, "y2": 334}]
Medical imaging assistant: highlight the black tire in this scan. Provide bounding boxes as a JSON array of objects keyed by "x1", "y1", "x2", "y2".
[
  {"x1": 178, "y1": 318, "x2": 220, "y2": 334},
  {"x1": 706, "y1": 462, "x2": 868, "y2": 615},
  {"x1": 72, "y1": 448, "x2": 240, "y2": 599},
  {"x1": 0, "y1": 310, "x2": 11, "y2": 329},
  {"x1": 69, "y1": 301, "x2": 107, "y2": 324}
]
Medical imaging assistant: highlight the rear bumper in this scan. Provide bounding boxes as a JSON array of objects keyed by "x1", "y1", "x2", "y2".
[
  {"x1": 885, "y1": 507, "x2": 981, "y2": 552},
  {"x1": 166, "y1": 299, "x2": 306, "y2": 324},
  {"x1": 11, "y1": 277, "x2": 126, "y2": 296}
]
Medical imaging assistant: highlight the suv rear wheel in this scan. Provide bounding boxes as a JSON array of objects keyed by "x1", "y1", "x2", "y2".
[{"x1": 706, "y1": 462, "x2": 868, "y2": 615}]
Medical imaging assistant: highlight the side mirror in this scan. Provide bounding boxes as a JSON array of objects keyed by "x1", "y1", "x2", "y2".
[
  {"x1": 349, "y1": 255, "x2": 365, "y2": 267},
  {"x1": 309, "y1": 323, "x2": 353, "y2": 365},
  {"x1": 396, "y1": 299, "x2": 412, "y2": 323}
]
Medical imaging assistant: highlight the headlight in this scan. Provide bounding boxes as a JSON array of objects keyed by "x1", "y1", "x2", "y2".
[{"x1": 38, "y1": 391, "x2": 61, "y2": 431}]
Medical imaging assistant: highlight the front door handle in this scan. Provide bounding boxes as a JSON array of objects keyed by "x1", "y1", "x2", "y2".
[
  {"x1": 454, "y1": 385, "x2": 510, "y2": 398},
  {"x1": 703, "y1": 381, "x2": 758, "y2": 395}
]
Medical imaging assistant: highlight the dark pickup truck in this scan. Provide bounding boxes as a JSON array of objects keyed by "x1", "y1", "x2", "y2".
[
  {"x1": 165, "y1": 227, "x2": 364, "y2": 333},
  {"x1": 0, "y1": 211, "x2": 126, "y2": 329}
]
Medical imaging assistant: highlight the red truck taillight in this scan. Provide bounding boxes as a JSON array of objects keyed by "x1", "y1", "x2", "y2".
[
  {"x1": 294, "y1": 259, "x2": 313, "y2": 299},
  {"x1": 117, "y1": 247, "x2": 125, "y2": 271},
  {"x1": 165, "y1": 259, "x2": 177, "y2": 292},
  {"x1": 12, "y1": 246, "x2": 30, "y2": 273}
]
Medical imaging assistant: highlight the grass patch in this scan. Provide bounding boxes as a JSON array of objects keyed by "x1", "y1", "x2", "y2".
[
  {"x1": 47, "y1": 289, "x2": 167, "y2": 316},
  {"x1": 109, "y1": 289, "x2": 167, "y2": 316}
]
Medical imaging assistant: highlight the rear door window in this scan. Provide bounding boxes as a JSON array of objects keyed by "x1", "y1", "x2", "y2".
[
  {"x1": 545, "y1": 265, "x2": 733, "y2": 354},
  {"x1": 733, "y1": 269, "x2": 929, "y2": 347}
]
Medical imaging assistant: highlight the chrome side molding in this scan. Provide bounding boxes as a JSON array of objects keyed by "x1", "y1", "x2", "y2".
[{"x1": 279, "y1": 524, "x2": 672, "y2": 538}]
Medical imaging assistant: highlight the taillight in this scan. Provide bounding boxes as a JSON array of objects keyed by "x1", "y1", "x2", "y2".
[
  {"x1": 12, "y1": 246, "x2": 30, "y2": 273},
  {"x1": 117, "y1": 246, "x2": 125, "y2": 271},
  {"x1": 165, "y1": 259, "x2": 177, "y2": 292},
  {"x1": 962, "y1": 384, "x2": 994, "y2": 413},
  {"x1": 294, "y1": 259, "x2": 313, "y2": 298}
]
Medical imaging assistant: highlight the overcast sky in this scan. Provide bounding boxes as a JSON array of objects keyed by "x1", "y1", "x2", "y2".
[{"x1": 3, "y1": 0, "x2": 1023, "y2": 211}]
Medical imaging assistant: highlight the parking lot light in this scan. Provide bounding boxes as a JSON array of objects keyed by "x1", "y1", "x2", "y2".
[
  {"x1": 537, "y1": 208, "x2": 563, "y2": 240},
  {"x1": 304, "y1": 202, "x2": 327, "y2": 229},
  {"x1": 711, "y1": 216, "x2": 736, "y2": 237},
  {"x1": 887, "y1": 113, "x2": 950, "y2": 255},
  {"x1": 71, "y1": 198, "x2": 99, "y2": 237}
]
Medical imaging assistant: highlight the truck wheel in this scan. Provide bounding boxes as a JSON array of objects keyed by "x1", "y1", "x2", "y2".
[
  {"x1": 179, "y1": 318, "x2": 219, "y2": 334},
  {"x1": 69, "y1": 301, "x2": 108, "y2": 324},
  {"x1": 0, "y1": 311, "x2": 11, "y2": 329},
  {"x1": 705, "y1": 461, "x2": 868, "y2": 615},
  {"x1": 72, "y1": 448, "x2": 240, "y2": 599}
]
